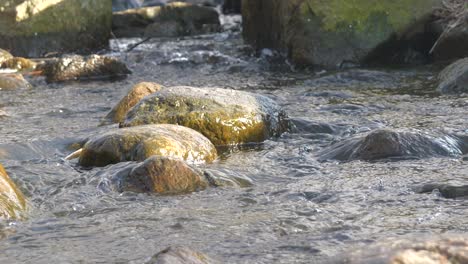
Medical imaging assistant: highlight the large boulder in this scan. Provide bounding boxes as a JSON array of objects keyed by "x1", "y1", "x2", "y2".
[
  {"x1": 0, "y1": 0, "x2": 112, "y2": 57},
  {"x1": 118, "y1": 156, "x2": 208, "y2": 194},
  {"x1": 0, "y1": 74, "x2": 32, "y2": 91},
  {"x1": 430, "y1": 5, "x2": 468, "y2": 61},
  {"x1": 39, "y1": 55, "x2": 131, "y2": 83},
  {"x1": 112, "y1": 2, "x2": 220, "y2": 38},
  {"x1": 242, "y1": 0, "x2": 441, "y2": 68},
  {"x1": 146, "y1": 246, "x2": 215, "y2": 264},
  {"x1": 103, "y1": 82, "x2": 162, "y2": 124},
  {"x1": 0, "y1": 164, "x2": 27, "y2": 220},
  {"x1": 318, "y1": 129, "x2": 467, "y2": 161},
  {"x1": 75, "y1": 124, "x2": 217, "y2": 167},
  {"x1": 438, "y1": 57, "x2": 468, "y2": 94},
  {"x1": 120, "y1": 86, "x2": 289, "y2": 146}
]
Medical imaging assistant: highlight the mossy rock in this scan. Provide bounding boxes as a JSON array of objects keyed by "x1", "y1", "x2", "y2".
[
  {"x1": 121, "y1": 86, "x2": 289, "y2": 146},
  {"x1": 40, "y1": 54, "x2": 131, "y2": 83},
  {"x1": 318, "y1": 129, "x2": 466, "y2": 161},
  {"x1": 438, "y1": 57, "x2": 468, "y2": 94},
  {"x1": 242, "y1": 0, "x2": 441, "y2": 67},
  {"x1": 0, "y1": 164, "x2": 27, "y2": 220},
  {"x1": 0, "y1": 73, "x2": 32, "y2": 91},
  {"x1": 103, "y1": 82, "x2": 162, "y2": 124},
  {"x1": 119, "y1": 156, "x2": 208, "y2": 194},
  {"x1": 77, "y1": 124, "x2": 217, "y2": 167},
  {"x1": 0, "y1": 0, "x2": 112, "y2": 57},
  {"x1": 1, "y1": 57, "x2": 36, "y2": 71}
]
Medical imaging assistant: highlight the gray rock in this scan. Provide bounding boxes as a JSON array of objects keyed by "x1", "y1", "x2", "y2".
[
  {"x1": 146, "y1": 246, "x2": 215, "y2": 264},
  {"x1": 415, "y1": 183, "x2": 468, "y2": 199},
  {"x1": 438, "y1": 57, "x2": 468, "y2": 94},
  {"x1": 431, "y1": 12, "x2": 468, "y2": 61},
  {"x1": 112, "y1": 0, "x2": 142, "y2": 12},
  {"x1": 318, "y1": 129, "x2": 467, "y2": 161}
]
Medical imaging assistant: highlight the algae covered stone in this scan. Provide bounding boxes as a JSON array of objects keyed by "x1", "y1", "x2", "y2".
[
  {"x1": 40, "y1": 54, "x2": 131, "y2": 83},
  {"x1": 0, "y1": 74, "x2": 32, "y2": 91},
  {"x1": 77, "y1": 124, "x2": 217, "y2": 167},
  {"x1": 103, "y1": 82, "x2": 162, "y2": 124},
  {"x1": 121, "y1": 86, "x2": 289, "y2": 146},
  {"x1": 119, "y1": 156, "x2": 208, "y2": 194},
  {"x1": 0, "y1": 0, "x2": 112, "y2": 57},
  {"x1": 0, "y1": 164, "x2": 26, "y2": 220},
  {"x1": 242, "y1": 0, "x2": 441, "y2": 67}
]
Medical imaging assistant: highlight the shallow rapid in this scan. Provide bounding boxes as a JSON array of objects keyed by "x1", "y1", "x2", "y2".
[{"x1": 0, "y1": 22, "x2": 467, "y2": 263}]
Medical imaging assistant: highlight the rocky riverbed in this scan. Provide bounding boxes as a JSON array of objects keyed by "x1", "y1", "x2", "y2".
[{"x1": 0, "y1": 7, "x2": 467, "y2": 264}]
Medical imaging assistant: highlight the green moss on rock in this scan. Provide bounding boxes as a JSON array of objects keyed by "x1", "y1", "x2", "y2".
[
  {"x1": 121, "y1": 86, "x2": 289, "y2": 146},
  {"x1": 78, "y1": 124, "x2": 217, "y2": 167}
]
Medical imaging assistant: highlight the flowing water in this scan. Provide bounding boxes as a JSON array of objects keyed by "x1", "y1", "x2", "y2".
[{"x1": 0, "y1": 16, "x2": 467, "y2": 263}]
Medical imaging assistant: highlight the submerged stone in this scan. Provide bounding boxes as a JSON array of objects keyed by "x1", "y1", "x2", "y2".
[
  {"x1": 0, "y1": 164, "x2": 26, "y2": 220},
  {"x1": 103, "y1": 82, "x2": 163, "y2": 124},
  {"x1": 121, "y1": 86, "x2": 289, "y2": 146},
  {"x1": 242, "y1": 0, "x2": 441, "y2": 68},
  {"x1": 119, "y1": 156, "x2": 208, "y2": 194},
  {"x1": 0, "y1": 0, "x2": 112, "y2": 57},
  {"x1": 438, "y1": 57, "x2": 468, "y2": 94},
  {"x1": 113, "y1": 2, "x2": 220, "y2": 38},
  {"x1": 147, "y1": 246, "x2": 215, "y2": 264},
  {"x1": 0, "y1": 74, "x2": 32, "y2": 91},
  {"x1": 415, "y1": 183, "x2": 468, "y2": 199},
  {"x1": 76, "y1": 124, "x2": 217, "y2": 167},
  {"x1": 40, "y1": 55, "x2": 131, "y2": 83},
  {"x1": 318, "y1": 129, "x2": 466, "y2": 161}
]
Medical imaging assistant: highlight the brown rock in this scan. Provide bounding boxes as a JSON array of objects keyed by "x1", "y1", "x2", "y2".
[
  {"x1": 0, "y1": 73, "x2": 31, "y2": 91},
  {"x1": 120, "y1": 156, "x2": 208, "y2": 194},
  {"x1": 1, "y1": 57, "x2": 37, "y2": 71},
  {"x1": 0, "y1": 164, "x2": 27, "y2": 220},
  {"x1": 103, "y1": 82, "x2": 162, "y2": 124}
]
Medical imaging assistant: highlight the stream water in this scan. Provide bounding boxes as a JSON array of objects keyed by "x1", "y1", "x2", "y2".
[{"x1": 0, "y1": 16, "x2": 467, "y2": 263}]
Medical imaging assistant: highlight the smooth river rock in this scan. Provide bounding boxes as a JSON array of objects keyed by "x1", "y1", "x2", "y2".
[
  {"x1": 438, "y1": 57, "x2": 468, "y2": 94},
  {"x1": 39, "y1": 55, "x2": 131, "y2": 83},
  {"x1": 113, "y1": 2, "x2": 220, "y2": 38},
  {"x1": 415, "y1": 183, "x2": 468, "y2": 199},
  {"x1": 318, "y1": 129, "x2": 467, "y2": 161},
  {"x1": 1, "y1": 57, "x2": 37, "y2": 72},
  {"x1": 120, "y1": 86, "x2": 289, "y2": 146},
  {"x1": 118, "y1": 156, "x2": 208, "y2": 194},
  {"x1": 147, "y1": 246, "x2": 215, "y2": 264},
  {"x1": 76, "y1": 124, "x2": 217, "y2": 167},
  {"x1": 341, "y1": 237, "x2": 468, "y2": 264},
  {"x1": 0, "y1": 0, "x2": 112, "y2": 57},
  {"x1": 0, "y1": 164, "x2": 27, "y2": 220},
  {"x1": 242, "y1": 0, "x2": 441, "y2": 68},
  {"x1": 104, "y1": 82, "x2": 163, "y2": 124},
  {"x1": 0, "y1": 49, "x2": 13, "y2": 64},
  {"x1": 0, "y1": 74, "x2": 32, "y2": 91}
]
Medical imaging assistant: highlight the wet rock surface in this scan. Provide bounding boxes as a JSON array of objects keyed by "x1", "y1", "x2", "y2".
[
  {"x1": 147, "y1": 246, "x2": 215, "y2": 264},
  {"x1": 121, "y1": 85, "x2": 289, "y2": 145},
  {"x1": 415, "y1": 183, "x2": 468, "y2": 199},
  {"x1": 1, "y1": 57, "x2": 37, "y2": 72},
  {"x1": 0, "y1": 73, "x2": 31, "y2": 91},
  {"x1": 117, "y1": 156, "x2": 208, "y2": 194},
  {"x1": 0, "y1": 49, "x2": 13, "y2": 64},
  {"x1": 113, "y1": 2, "x2": 220, "y2": 38},
  {"x1": 438, "y1": 57, "x2": 468, "y2": 94},
  {"x1": 0, "y1": 164, "x2": 26, "y2": 220},
  {"x1": 341, "y1": 237, "x2": 468, "y2": 264},
  {"x1": 318, "y1": 129, "x2": 467, "y2": 161},
  {"x1": 40, "y1": 54, "x2": 131, "y2": 83},
  {"x1": 0, "y1": 0, "x2": 112, "y2": 57},
  {"x1": 103, "y1": 82, "x2": 163, "y2": 124},
  {"x1": 76, "y1": 124, "x2": 217, "y2": 167},
  {"x1": 242, "y1": 0, "x2": 441, "y2": 67}
]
